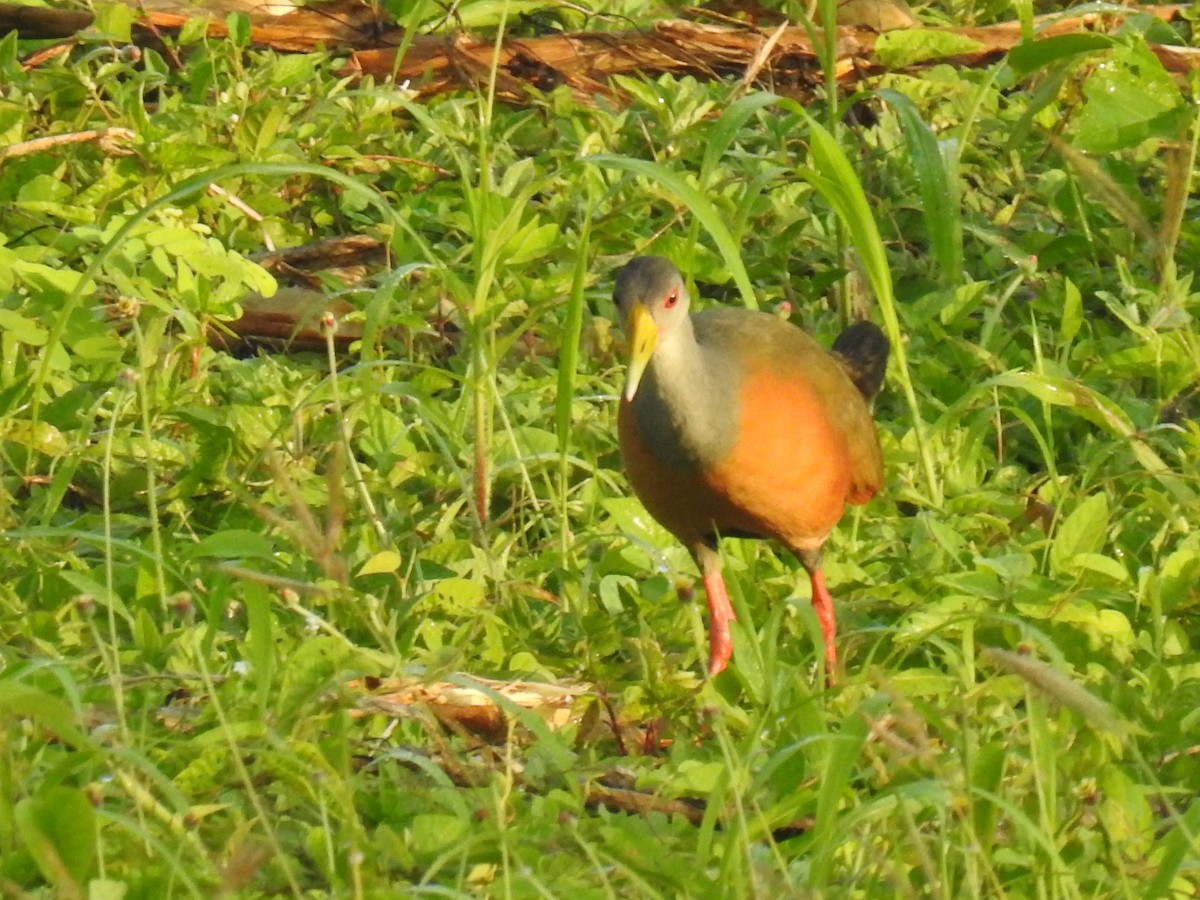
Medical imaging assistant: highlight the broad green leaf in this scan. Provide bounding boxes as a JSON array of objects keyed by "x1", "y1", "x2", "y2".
[
  {"x1": 1050, "y1": 493, "x2": 1109, "y2": 575},
  {"x1": 674, "y1": 760, "x2": 725, "y2": 793},
  {"x1": 358, "y1": 551, "x2": 402, "y2": 576},
  {"x1": 1071, "y1": 552, "x2": 1131, "y2": 583},
  {"x1": 245, "y1": 582, "x2": 274, "y2": 711},
  {"x1": 0, "y1": 27, "x2": 17, "y2": 76},
  {"x1": 428, "y1": 578, "x2": 486, "y2": 611},
  {"x1": 1073, "y1": 42, "x2": 1189, "y2": 152},
  {"x1": 15, "y1": 786, "x2": 96, "y2": 889},
  {"x1": 253, "y1": 102, "x2": 287, "y2": 157},
  {"x1": 133, "y1": 608, "x2": 162, "y2": 656},
  {"x1": 1039, "y1": 602, "x2": 1135, "y2": 657},
  {"x1": 879, "y1": 89, "x2": 963, "y2": 283},
  {"x1": 88, "y1": 880, "x2": 128, "y2": 900},
  {"x1": 0, "y1": 416, "x2": 68, "y2": 454},
  {"x1": 190, "y1": 530, "x2": 275, "y2": 560},
  {"x1": 1060, "y1": 277, "x2": 1082, "y2": 342},
  {"x1": 178, "y1": 16, "x2": 209, "y2": 44},
  {"x1": 438, "y1": 0, "x2": 563, "y2": 28},
  {"x1": 0, "y1": 682, "x2": 93, "y2": 750},
  {"x1": 500, "y1": 221, "x2": 558, "y2": 266},
  {"x1": 14, "y1": 259, "x2": 88, "y2": 296},
  {"x1": 970, "y1": 742, "x2": 1008, "y2": 851},
  {"x1": 1006, "y1": 33, "x2": 1114, "y2": 80},
  {"x1": 226, "y1": 12, "x2": 251, "y2": 48},
  {"x1": 58, "y1": 570, "x2": 133, "y2": 623},
  {"x1": 1158, "y1": 540, "x2": 1200, "y2": 612},
  {"x1": 17, "y1": 174, "x2": 71, "y2": 203},
  {"x1": 598, "y1": 574, "x2": 635, "y2": 616},
  {"x1": 875, "y1": 29, "x2": 984, "y2": 68},
  {"x1": 602, "y1": 497, "x2": 674, "y2": 547},
  {"x1": 700, "y1": 91, "x2": 778, "y2": 184},
  {"x1": 89, "y1": 2, "x2": 136, "y2": 43}
]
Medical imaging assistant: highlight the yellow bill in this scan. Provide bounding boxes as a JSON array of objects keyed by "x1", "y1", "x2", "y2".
[{"x1": 623, "y1": 303, "x2": 658, "y2": 401}]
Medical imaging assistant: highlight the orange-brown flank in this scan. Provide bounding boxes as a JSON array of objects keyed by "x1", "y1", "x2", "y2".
[{"x1": 619, "y1": 361, "x2": 879, "y2": 555}]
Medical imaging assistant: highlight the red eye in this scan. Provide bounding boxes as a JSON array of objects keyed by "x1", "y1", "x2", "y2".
[{"x1": 664, "y1": 290, "x2": 678, "y2": 308}]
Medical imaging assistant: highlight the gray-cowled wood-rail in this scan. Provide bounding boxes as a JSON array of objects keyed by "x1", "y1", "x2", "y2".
[{"x1": 613, "y1": 256, "x2": 888, "y2": 679}]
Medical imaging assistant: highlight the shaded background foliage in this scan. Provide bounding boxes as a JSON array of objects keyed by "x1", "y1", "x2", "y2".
[{"x1": 0, "y1": 0, "x2": 1198, "y2": 896}]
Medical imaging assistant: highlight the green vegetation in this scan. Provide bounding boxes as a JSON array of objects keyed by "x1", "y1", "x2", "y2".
[{"x1": 1, "y1": 1, "x2": 1198, "y2": 896}]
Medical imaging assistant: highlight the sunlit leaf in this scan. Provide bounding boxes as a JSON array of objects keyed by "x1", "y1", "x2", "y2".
[
  {"x1": 876, "y1": 29, "x2": 984, "y2": 68},
  {"x1": 1073, "y1": 42, "x2": 1189, "y2": 152}
]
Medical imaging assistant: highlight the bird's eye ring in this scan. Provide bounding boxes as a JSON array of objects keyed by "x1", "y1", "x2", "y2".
[{"x1": 664, "y1": 290, "x2": 679, "y2": 308}]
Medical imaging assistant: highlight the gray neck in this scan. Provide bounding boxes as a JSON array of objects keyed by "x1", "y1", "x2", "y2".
[{"x1": 633, "y1": 316, "x2": 739, "y2": 469}]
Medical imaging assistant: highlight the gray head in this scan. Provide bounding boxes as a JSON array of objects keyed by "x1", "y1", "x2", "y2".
[{"x1": 612, "y1": 256, "x2": 693, "y2": 400}]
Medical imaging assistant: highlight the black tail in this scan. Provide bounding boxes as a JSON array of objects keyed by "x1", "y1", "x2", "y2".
[{"x1": 831, "y1": 321, "x2": 889, "y2": 400}]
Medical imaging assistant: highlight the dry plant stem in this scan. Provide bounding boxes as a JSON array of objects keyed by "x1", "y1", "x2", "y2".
[
  {"x1": 0, "y1": 127, "x2": 135, "y2": 159},
  {"x1": 20, "y1": 41, "x2": 72, "y2": 71},
  {"x1": 254, "y1": 444, "x2": 351, "y2": 581},
  {"x1": 216, "y1": 561, "x2": 332, "y2": 595},
  {"x1": 359, "y1": 154, "x2": 454, "y2": 176},
  {"x1": 207, "y1": 182, "x2": 264, "y2": 223},
  {"x1": 324, "y1": 441, "x2": 348, "y2": 555},
  {"x1": 1157, "y1": 104, "x2": 1200, "y2": 289},
  {"x1": 738, "y1": 20, "x2": 788, "y2": 90},
  {"x1": 131, "y1": 322, "x2": 169, "y2": 606},
  {"x1": 323, "y1": 320, "x2": 390, "y2": 544},
  {"x1": 190, "y1": 648, "x2": 303, "y2": 895},
  {"x1": 110, "y1": 767, "x2": 210, "y2": 863},
  {"x1": 584, "y1": 783, "x2": 707, "y2": 826},
  {"x1": 207, "y1": 183, "x2": 275, "y2": 252},
  {"x1": 100, "y1": 382, "x2": 135, "y2": 747},
  {"x1": 133, "y1": 0, "x2": 186, "y2": 70},
  {"x1": 465, "y1": 4, "x2": 513, "y2": 531},
  {"x1": 274, "y1": 583, "x2": 366, "y2": 652},
  {"x1": 493, "y1": 370, "x2": 551, "y2": 518},
  {"x1": 260, "y1": 454, "x2": 328, "y2": 556}
]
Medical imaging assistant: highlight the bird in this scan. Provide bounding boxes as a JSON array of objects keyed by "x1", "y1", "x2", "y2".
[{"x1": 613, "y1": 256, "x2": 888, "y2": 680}]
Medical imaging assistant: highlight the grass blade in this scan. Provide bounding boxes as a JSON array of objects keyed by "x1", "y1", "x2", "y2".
[
  {"x1": 808, "y1": 709, "x2": 870, "y2": 888},
  {"x1": 879, "y1": 88, "x2": 964, "y2": 284},
  {"x1": 557, "y1": 206, "x2": 592, "y2": 554},
  {"x1": 699, "y1": 90, "x2": 779, "y2": 185}
]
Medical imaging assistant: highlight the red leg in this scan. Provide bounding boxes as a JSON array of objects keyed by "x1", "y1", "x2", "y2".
[
  {"x1": 695, "y1": 544, "x2": 736, "y2": 675},
  {"x1": 701, "y1": 566, "x2": 736, "y2": 675},
  {"x1": 808, "y1": 567, "x2": 838, "y2": 682}
]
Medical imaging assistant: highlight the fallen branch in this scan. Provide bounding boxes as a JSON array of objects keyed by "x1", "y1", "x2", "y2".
[
  {"x1": 3, "y1": 2, "x2": 1192, "y2": 104},
  {"x1": 347, "y1": 5, "x2": 1193, "y2": 99},
  {"x1": 0, "y1": 0, "x2": 398, "y2": 51}
]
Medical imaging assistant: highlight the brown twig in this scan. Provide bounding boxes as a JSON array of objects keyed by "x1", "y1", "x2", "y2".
[{"x1": 0, "y1": 127, "x2": 136, "y2": 160}]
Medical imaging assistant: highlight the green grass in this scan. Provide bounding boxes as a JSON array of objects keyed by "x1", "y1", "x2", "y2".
[{"x1": 1, "y1": 3, "x2": 1199, "y2": 897}]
